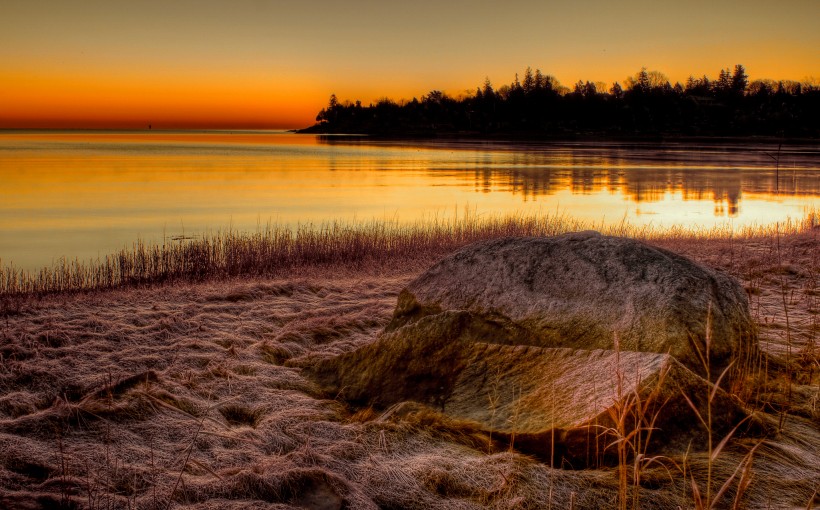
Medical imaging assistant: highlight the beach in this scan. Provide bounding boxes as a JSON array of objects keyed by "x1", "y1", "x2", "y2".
[{"x1": 1, "y1": 225, "x2": 817, "y2": 509}]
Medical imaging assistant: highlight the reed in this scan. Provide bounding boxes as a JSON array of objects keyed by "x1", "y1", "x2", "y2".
[{"x1": 2, "y1": 209, "x2": 816, "y2": 300}]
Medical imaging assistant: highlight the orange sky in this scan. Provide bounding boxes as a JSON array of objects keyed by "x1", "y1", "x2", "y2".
[{"x1": 1, "y1": 0, "x2": 818, "y2": 129}]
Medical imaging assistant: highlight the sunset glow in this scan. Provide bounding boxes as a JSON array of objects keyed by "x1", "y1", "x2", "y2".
[
  {"x1": 2, "y1": 0, "x2": 818, "y2": 129},
  {"x1": 2, "y1": 131, "x2": 817, "y2": 271}
]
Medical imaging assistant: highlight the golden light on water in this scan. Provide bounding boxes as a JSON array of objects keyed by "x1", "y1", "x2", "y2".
[{"x1": 1, "y1": 132, "x2": 817, "y2": 270}]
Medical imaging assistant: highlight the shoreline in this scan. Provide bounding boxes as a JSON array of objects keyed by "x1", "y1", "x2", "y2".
[
  {"x1": 295, "y1": 126, "x2": 820, "y2": 145},
  {"x1": 3, "y1": 212, "x2": 816, "y2": 303},
  {"x1": 0, "y1": 228, "x2": 817, "y2": 508}
]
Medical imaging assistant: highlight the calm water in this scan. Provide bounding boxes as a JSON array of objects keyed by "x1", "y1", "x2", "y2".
[{"x1": 1, "y1": 131, "x2": 818, "y2": 271}]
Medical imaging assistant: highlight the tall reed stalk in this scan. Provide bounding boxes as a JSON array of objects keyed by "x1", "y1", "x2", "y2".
[
  {"x1": 681, "y1": 302, "x2": 762, "y2": 509},
  {"x1": 1, "y1": 210, "x2": 815, "y2": 300}
]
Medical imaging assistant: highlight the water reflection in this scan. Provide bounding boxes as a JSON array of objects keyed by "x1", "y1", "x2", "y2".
[
  {"x1": 484, "y1": 166, "x2": 771, "y2": 217},
  {"x1": 1, "y1": 131, "x2": 818, "y2": 270},
  {"x1": 320, "y1": 137, "x2": 819, "y2": 219}
]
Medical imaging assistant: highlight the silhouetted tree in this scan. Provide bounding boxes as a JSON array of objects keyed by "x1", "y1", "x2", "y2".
[
  {"x1": 573, "y1": 81, "x2": 585, "y2": 95},
  {"x1": 523, "y1": 67, "x2": 535, "y2": 93},
  {"x1": 543, "y1": 74, "x2": 558, "y2": 92},
  {"x1": 635, "y1": 68, "x2": 650, "y2": 92},
  {"x1": 482, "y1": 78, "x2": 495, "y2": 98},
  {"x1": 301, "y1": 65, "x2": 819, "y2": 138},
  {"x1": 731, "y1": 64, "x2": 748, "y2": 94},
  {"x1": 647, "y1": 70, "x2": 669, "y2": 89},
  {"x1": 714, "y1": 68, "x2": 732, "y2": 95},
  {"x1": 424, "y1": 90, "x2": 444, "y2": 104},
  {"x1": 685, "y1": 75, "x2": 711, "y2": 96},
  {"x1": 748, "y1": 80, "x2": 772, "y2": 96},
  {"x1": 534, "y1": 69, "x2": 545, "y2": 90}
]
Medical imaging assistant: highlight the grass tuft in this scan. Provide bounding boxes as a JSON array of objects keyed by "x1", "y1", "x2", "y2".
[{"x1": 2, "y1": 210, "x2": 816, "y2": 304}]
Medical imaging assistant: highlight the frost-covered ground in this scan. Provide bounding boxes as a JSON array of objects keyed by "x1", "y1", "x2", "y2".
[{"x1": 1, "y1": 233, "x2": 817, "y2": 509}]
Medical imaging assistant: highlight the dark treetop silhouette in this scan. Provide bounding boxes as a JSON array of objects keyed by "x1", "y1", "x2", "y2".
[{"x1": 300, "y1": 65, "x2": 819, "y2": 138}]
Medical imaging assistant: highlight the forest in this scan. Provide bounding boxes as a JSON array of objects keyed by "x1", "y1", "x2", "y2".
[{"x1": 300, "y1": 65, "x2": 819, "y2": 138}]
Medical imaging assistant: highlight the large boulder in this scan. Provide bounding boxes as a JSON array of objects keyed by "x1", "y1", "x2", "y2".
[
  {"x1": 304, "y1": 232, "x2": 763, "y2": 462},
  {"x1": 388, "y1": 231, "x2": 758, "y2": 379},
  {"x1": 306, "y1": 312, "x2": 754, "y2": 464}
]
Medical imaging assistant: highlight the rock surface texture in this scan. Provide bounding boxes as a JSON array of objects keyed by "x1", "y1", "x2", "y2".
[
  {"x1": 388, "y1": 231, "x2": 757, "y2": 378},
  {"x1": 307, "y1": 312, "x2": 751, "y2": 463},
  {"x1": 305, "y1": 232, "x2": 761, "y2": 462}
]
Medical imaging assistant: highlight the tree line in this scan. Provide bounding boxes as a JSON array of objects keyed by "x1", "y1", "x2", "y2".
[{"x1": 301, "y1": 65, "x2": 819, "y2": 138}]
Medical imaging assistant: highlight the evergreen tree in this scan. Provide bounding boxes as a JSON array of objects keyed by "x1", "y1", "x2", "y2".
[
  {"x1": 523, "y1": 67, "x2": 535, "y2": 93},
  {"x1": 534, "y1": 69, "x2": 545, "y2": 90},
  {"x1": 637, "y1": 68, "x2": 650, "y2": 92},
  {"x1": 482, "y1": 77, "x2": 495, "y2": 98},
  {"x1": 715, "y1": 68, "x2": 732, "y2": 94},
  {"x1": 731, "y1": 64, "x2": 748, "y2": 94}
]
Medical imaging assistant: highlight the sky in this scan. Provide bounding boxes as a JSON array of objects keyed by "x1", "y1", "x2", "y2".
[{"x1": 1, "y1": 0, "x2": 818, "y2": 129}]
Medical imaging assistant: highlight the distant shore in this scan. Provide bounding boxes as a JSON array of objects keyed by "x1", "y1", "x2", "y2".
[
  {"x1": 298, "y1": 66, "x2": 820, "y2": 140},
  {"x1": 295, "y1": 126, "x2": 820, "y2": 144}
]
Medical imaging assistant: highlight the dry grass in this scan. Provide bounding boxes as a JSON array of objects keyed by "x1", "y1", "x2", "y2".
[
  {"x1": 2, "y1": 209, "x2": 816, "y2": 300},
  {"x1": 0, "y1": 212, "x2": 818, "y2": 508}
]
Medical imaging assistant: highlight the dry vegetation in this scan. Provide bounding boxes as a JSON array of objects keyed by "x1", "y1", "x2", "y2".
[
  {"x1": 0, "y1": 212, "x2": 818, "y2": 509},
  {"x1": 2, "y1": 210, "x2": 813, "y2": 298}
]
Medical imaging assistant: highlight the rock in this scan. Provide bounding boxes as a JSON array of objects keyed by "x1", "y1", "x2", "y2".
[
  {"x1": 442, "y1": 343, "x2": 750, "y2": 464},
  {"x1": 306, "y1": 312, "x2": 477, "y2": 408},
  {"x1": 304, "y1": 232, "x2": 763, "y2": 462},
  {"x1": 307, "y1": 314, "x2": 754, "y2": 464},
  {"x1": 388, "y1": 232, "x2": 757, "y2": 378}
]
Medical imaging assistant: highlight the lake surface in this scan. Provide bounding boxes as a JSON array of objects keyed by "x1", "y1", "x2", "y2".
[{"x1": 1, "y1": 130, "x2": 818, "y2": 271}]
